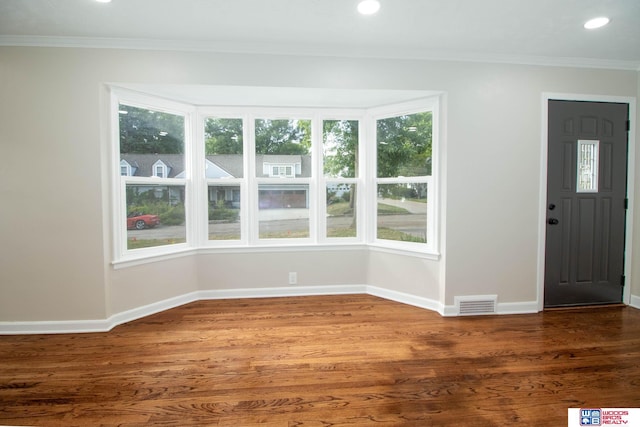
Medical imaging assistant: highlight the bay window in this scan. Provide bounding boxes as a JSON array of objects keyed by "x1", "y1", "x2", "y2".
[{"x1": 111, "y1": 88, "x2": 438, "y2": 264}]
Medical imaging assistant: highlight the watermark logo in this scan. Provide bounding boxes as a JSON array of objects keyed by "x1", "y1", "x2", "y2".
[
  {"x1": 569, "y1": 408, "x2": 636, "y2": 426},
  {"x1": 580, "y1": 409, "x2": 601, "y2": 426}
]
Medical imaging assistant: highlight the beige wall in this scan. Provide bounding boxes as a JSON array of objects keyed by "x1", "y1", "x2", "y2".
[
  {"x1": 367, "y1": 251, "x2": 441, "y2": 302},
  {"x1": 197, "y1": 250, "x2": 368, "y2": 291},
  {"x1": 0, "y1": 46, "x2": 637, "y2": 323},
  {"x1": 109, "y1": 255, "x2": 199, "y2": 315},
  {"x1": 1, "y1": 48, "x2": 109, "y2": 321}
]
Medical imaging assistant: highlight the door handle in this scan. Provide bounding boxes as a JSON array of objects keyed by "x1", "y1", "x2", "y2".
[{"x1": 548, "y1": 218, "x2": 559, "y2": 225}]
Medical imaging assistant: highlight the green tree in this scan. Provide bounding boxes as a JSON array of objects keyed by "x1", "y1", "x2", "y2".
[
  {"x1": 205, "y1": 118, "x2": 243, "y2": 154},
  {"x1": 323, "y1": 120, "x2": 358, "y2": 178},
  {"x1": 377, "y1": 112, "x2": 432, "y2": 178},
  {"x1": 255, "y1": 119, "x2": 311, "y2": 155},
  {"x1": 323, "y1": 120, "x2": 359, "y2": 223},
  {"x1": 119, "y1": 105, "x2": 184, "y2": 154}
]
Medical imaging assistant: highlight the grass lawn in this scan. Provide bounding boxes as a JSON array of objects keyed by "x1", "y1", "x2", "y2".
[
  {"x1": 259, "y1": 230, "x2": 310, "y2": 239},
  {"x1": 127, "y1": 237, "x2": 186, "y2": 250},
  {"x1": 377, "y1": 203, "x2": 409, "y2": 215},
  {"x1": 128, "y1": 201, "x2": 420, "y2": 245},
  {"x1": 377, "y1": 228, "x2": 426, "y2": 243},
  {"x1": 328, "y1": 201, "x2": 411, "y2": 216}
]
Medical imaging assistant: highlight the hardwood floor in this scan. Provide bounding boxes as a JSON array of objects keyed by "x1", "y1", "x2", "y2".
[{"x1": 1, "y1": 294, "x2": 640, "y2": 426}]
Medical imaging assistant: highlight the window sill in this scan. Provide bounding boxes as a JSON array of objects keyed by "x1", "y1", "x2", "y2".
[
  {"x1": 112, "y1": 247, "x2": 198, "y2": 270},
  {"x1": 111, "y1": 243, "x2": 440, "y2": 269},
  {"x1": 368, "y1": 243, "x2": 440, "y2": 260}
]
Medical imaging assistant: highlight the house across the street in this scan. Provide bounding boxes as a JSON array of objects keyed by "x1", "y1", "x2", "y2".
[{"x1": 120, "y1": 153, "x2": 312, "y2": 209}]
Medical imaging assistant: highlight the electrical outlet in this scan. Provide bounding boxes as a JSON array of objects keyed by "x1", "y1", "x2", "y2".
[{"x1": 289, "y1": 272, "x2": 297, "y2": 285}]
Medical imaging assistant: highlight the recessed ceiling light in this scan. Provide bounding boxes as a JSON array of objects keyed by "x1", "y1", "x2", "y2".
[
  {"x1": 95, "y1": 0, "x2": 112, "y2": 3},
  {"x1": 584, "y1": 17, "x2": 610, "y2": 29},
  {"x1": 358, "y1": 0, "x2": 380, "y2": 15}
]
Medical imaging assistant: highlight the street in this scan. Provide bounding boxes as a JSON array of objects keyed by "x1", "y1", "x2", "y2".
[{"x1": 128, "y1": 201, "x2": 427, "y2": 241}]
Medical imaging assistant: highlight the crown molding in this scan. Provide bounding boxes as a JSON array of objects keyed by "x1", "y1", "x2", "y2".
[{"x1": 1, "y1": 35, "x2": 639, "y2": 71}]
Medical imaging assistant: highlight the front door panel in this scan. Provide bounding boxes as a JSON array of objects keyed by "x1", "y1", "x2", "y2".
[{"x1": 544, "y1": 100, "x2": 628, "y2": 307}]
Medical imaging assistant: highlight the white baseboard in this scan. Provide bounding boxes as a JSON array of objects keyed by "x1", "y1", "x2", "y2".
[
  {"x1": 0, "y1": 286, "x2": 366, "y2": 335},
  {"x1": 630, "y1": 294, "x2": 640, "y2": 310},
  {"x1": 108, "y1": 291, "x2": 201, "y2": 331},
  {"x1": 0, "y1": 318, "x2": 113, "y2": 335},
  {"x1": 366, "y1": 285, "x2": 444, "y2": 314},
  {"x1": 0, "y1": 292, "x2": 202, "y2": 335},
  {"x1": 198, "y1": 284, "x2": 367, "y2": 300},
  {"x1": 0, "y1": 286, "x2": 558, "y2": 335},
  {"x1": 497, "y1": 301, "x2": 539, "y2": 315}
]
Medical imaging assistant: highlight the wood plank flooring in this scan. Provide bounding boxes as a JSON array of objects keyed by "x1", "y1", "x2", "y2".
[{"x1": 1, "y1": 294, "x2": 640, "y2": 426}]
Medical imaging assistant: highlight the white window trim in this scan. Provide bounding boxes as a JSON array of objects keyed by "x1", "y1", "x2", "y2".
[
  {"x1": 110, "y1": 89, "x2": 441, "y2": 265},
  {"x1": 368, "y1": 97, "x2": 440, "y2": 255},
  {"x1": 110, "y1": 89, "x2": 194, "y2": 263}
]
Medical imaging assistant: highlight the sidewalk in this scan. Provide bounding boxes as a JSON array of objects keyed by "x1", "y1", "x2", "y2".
[
  {"x1": 378, "y1": 198, "x2": 427, "y2": 214},
  {"x1": 258, "y1": 208, "x2": 309, "y2": 220}
]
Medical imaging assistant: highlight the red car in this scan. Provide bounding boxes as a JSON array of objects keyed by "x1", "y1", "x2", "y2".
[{"x1": 127, "y1": 212, "x2": 160, "y2": 230}]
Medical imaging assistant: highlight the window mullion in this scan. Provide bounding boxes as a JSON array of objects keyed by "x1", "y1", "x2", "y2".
[
  {"x1": 364, "y1": 115, "x2": 376, "y2": 245},
  {"x1": 191, "y1": 112, "x2": 206, "y2": 247},
  {"x1": 246, "y1": 114, "x2": 257, "y2": 245},
  {"x1": 311, "y1": 114, "x2": 322, "y2": 243}
]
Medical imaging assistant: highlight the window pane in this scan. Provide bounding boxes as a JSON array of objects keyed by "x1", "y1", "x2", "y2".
[
  {"x1": 577, "y1": 140, "x2": 599, "y2": 193},
  {"x1": 119, "y1": 104, "x2": 185, "y2": 177},
  {"x1": 255, "y1": 119, "x2": 311, "y2": 179},
  {"x1": 323, "y1": 120, "x2": 358, "y2": 178},
  {"x1": 327, "y1": 184, "x2": 357, "y2": 238},
  {"x1": 205, "y1": 118, "x2": 244, "y2": 178},
  {"x1": 208, "y1": 185, "x2": 241, "y2": 241},
  {"x1": 377, "y1": 112, "x2": 432, "y2": 178},
  {"x1": 259, "y1": 184, "x2": 309, "y2": 239},
  {"x1": 377, "y1": 183, "x2": 427, "y2": 243},
  {"x1": 126, "y1": 184, "x2": 186, "y2": 249},
  {"x1": 154, "y1": 164, "x2": 165, "y2": 178}
]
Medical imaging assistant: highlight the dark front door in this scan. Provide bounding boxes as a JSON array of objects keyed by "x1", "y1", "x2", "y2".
[{"x1": 544, "y1": 100, "x2": 629, "y2": 307}]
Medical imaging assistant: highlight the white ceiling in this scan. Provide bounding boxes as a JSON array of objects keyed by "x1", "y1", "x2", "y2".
[{"x1": 1, "y1": 0, "x2": 639, "y2": 70}]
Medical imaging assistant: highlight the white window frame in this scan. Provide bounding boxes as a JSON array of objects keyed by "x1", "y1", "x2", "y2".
[
  {"x1": 368, "y1": 98, "x2": 439, "y2": 255},
  {"x1": 251, "y1": 110, "x2": 316, "y2": 246},
  {"x1": 110, "y1": 89, "x2": 440, "y2": 266},
  {"x1": 110, "y1": 89, "x2": 194, "y2": 263},
  {"x1": 317, "y1": 115, "x2": 365, "y2": 244},
  {"x1": 199, "y1": 110, "x2": 249, "y2": 247}
]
